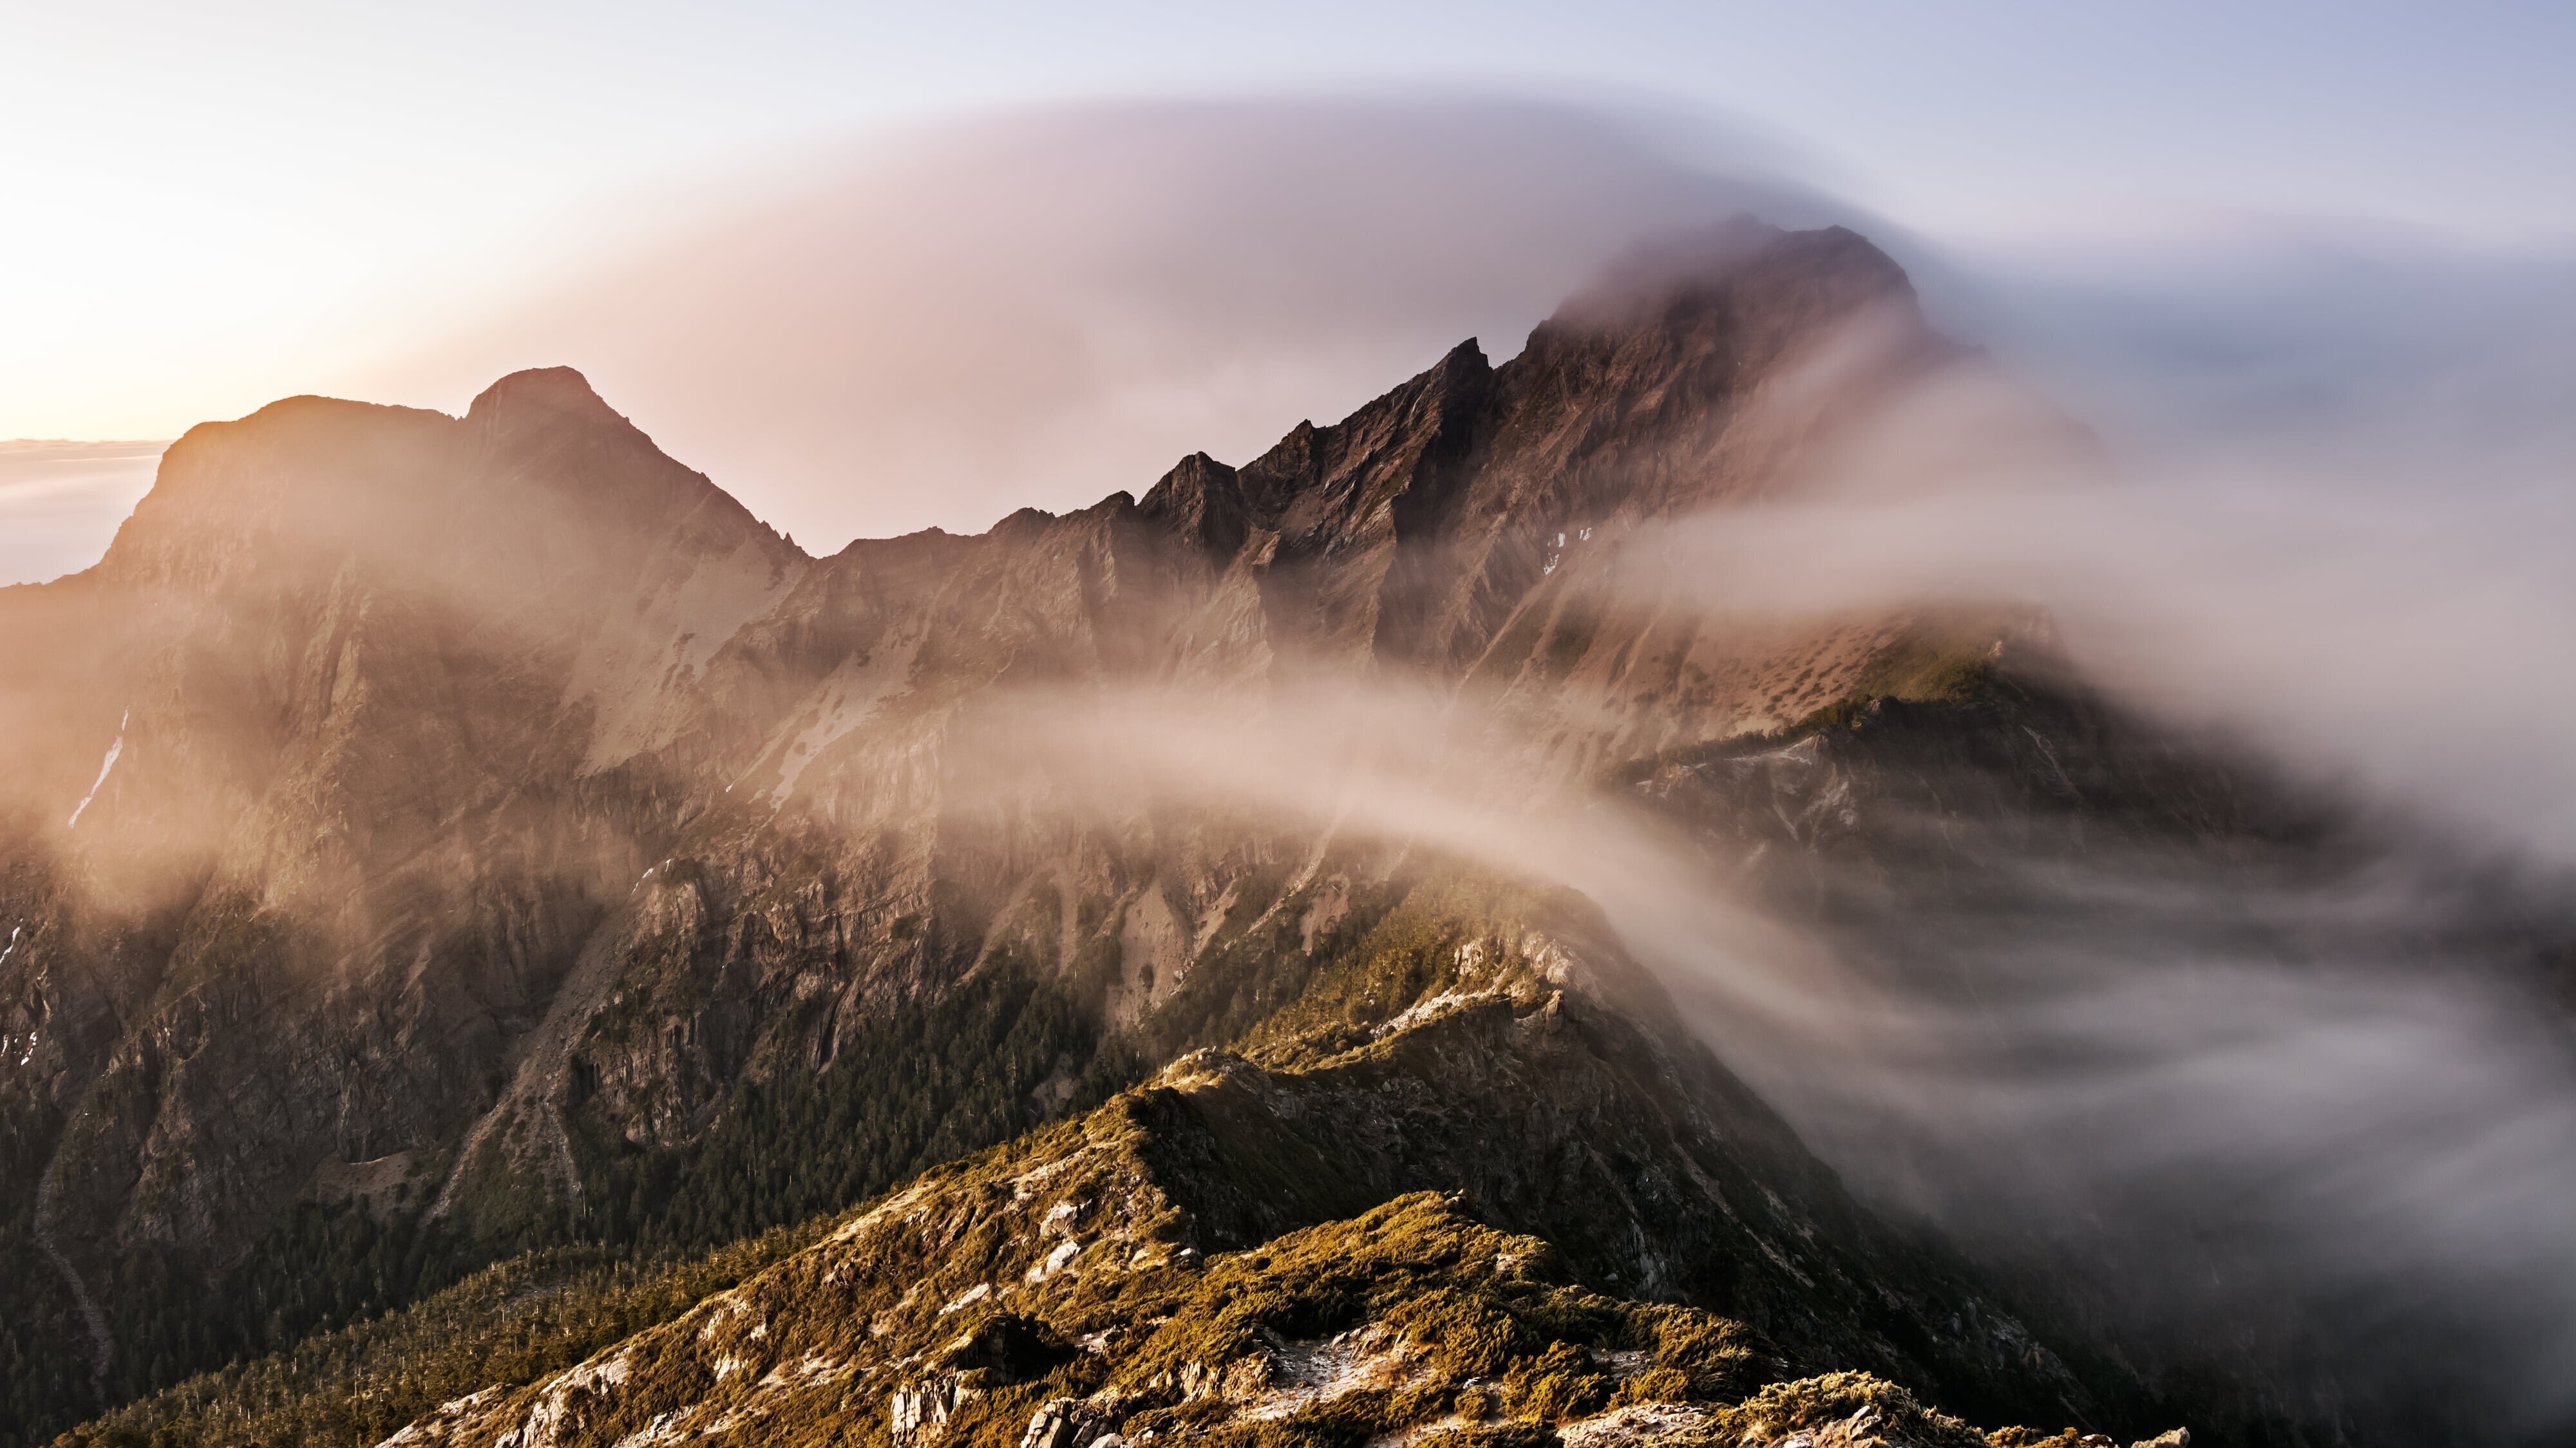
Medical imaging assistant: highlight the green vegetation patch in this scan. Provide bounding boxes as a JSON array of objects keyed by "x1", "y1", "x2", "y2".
[{"x1": 60, "y1": 1222, "x2": 823, "y2": 1448}]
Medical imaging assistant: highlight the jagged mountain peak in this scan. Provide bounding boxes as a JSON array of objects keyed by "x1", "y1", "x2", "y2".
[{"x1": 1135, "y1": 451, "x2": 1248, "y2": 557}]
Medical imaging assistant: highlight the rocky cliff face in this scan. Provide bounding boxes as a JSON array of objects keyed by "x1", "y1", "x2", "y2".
[
  {"x1": 0, "y1": 370, "x2": 809, "y2": 1424},
  {"x1": 4, "y1": 221, "x2": 2561, "y2": 1448}
]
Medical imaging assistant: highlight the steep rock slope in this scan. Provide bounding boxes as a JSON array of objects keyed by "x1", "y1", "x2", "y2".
[{"x1": 0, "y1": 373, "x2": 808, "y2": 1424}]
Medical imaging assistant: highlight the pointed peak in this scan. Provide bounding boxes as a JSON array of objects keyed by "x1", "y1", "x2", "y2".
[
  {"x1": 1144, "y1": 451, "x2": 1236, "y2": 493},
  {"x1": 1138, "y1": 451, "x2": 1252, "y2": 558},
  {"x1": 1548, "y1": 218, "x2": 1913, "y2": 334},
  {"x1": 467, "y1": 367, "x2": 630, "y2": 430},
  {"x1": 1436, "y1": 337, "x2": 1490, "y2": 372}
]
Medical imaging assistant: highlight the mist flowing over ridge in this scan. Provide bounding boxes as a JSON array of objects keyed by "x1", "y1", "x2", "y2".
[{"x1": 4, "y1": 220, "x2": 2573, "y2": 1448}]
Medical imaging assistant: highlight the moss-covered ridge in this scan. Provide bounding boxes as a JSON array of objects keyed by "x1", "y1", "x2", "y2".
[
  {"x1": 341, "y1": 1167, "x2": 2174, "y2": 1448},
  {"x1": 280, "y1": 934, "x2": 2176, "y2": 1448},
  {"x1": 60, "y1": 878, "x2": 2188, "y2": 1447}
]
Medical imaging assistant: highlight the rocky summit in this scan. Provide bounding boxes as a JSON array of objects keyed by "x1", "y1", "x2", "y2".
[{"x1": 1, "y1": 222, "x2": 2562, "y2": 1448}]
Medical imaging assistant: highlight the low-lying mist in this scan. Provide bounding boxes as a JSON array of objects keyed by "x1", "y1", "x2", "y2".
[
  {"x1": 953, "y1": 641, "x2": 2576, "y2": 1432},
  {"x1": 1614, "y1": 332, "x2": 2576, "y2": 869},
  {"x1": 839, "y1": 187, "x2": 2573, "y2": 1425}
]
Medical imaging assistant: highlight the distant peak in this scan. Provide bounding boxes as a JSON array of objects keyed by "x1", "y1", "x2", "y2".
[
  {"x1": 1550, "y1": 218, "x2": 1912, "y2": 332},
  {"x1": 466, "y1": 367, "x2": 629, "y2": 429},
  {"x1": 1138, "y1": 451, "x2": 1251, "y2": 557},
  {"x1": 1155, "y1": 451, "x2": 1234, "y2": 487},
  {"x1": 993, "y1": 505, "x2": 1058, "y2": 537}
]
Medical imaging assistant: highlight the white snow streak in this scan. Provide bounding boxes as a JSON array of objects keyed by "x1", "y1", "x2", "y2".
[
  {"x1": 66, "y1": 710, "x2": 128, "y2": 830},
  {"x1": 1, "y1": 928, "x2": 23, "y2": 1065}
]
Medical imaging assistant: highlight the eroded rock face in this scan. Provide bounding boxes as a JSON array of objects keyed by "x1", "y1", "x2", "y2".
[
  {"x1": 1017, "y1": 1396, "x2": 1116, "y2": 1448},
  {"x1": 891, "y1": 1375, "x2": 974, "y2": 1446},
  {"x1": 0, "y1": 371, "x2": 815, "y2": 1423}
]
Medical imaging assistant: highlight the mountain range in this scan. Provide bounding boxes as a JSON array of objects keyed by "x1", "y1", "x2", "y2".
[{"x1": 4, "y1": 221, "x2": 2565, "y2": 1448}]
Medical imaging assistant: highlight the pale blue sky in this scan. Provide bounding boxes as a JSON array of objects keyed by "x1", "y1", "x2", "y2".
[
  {"x1": 7, "y1": 1, "x2": 2570, "y2": 439},
  {"x1": 16, "y1": 2, "x2": 2571, "y2": 237}
]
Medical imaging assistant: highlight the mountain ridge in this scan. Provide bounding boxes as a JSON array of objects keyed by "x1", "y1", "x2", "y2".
[{"x1": 6, "y1": 219, "x2": 2558, "y2": 1448}]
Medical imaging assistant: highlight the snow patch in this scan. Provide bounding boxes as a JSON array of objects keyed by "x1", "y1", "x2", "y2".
[{"x1": 66, "y1": 710, "x2": 127, "y2": 830}]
